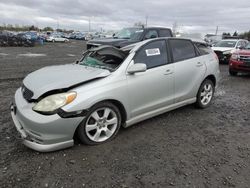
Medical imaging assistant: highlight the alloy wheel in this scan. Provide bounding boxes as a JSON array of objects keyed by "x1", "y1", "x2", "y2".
[
  {"x1": 200, "y1": 83, "x2": 213, "y2": 106},
  {"x1": 85, "y1": 107, "x2": 118, "y2": 142}
]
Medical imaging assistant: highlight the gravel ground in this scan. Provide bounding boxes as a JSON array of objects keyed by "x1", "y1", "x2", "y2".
[{"x1": 0, "y1": 41, "x2": 250, "y2": 188}]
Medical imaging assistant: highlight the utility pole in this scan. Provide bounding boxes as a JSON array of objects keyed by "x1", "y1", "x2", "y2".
[
  {"x1": 57, "y1": 20, "x2": 59, "y2": 31},
  {"x1": 215, "y1": 26, "x2": 218, "y2": 35},
  {"x1": 88, "y1": 17, "x2": 91, "y2": 33},
  {"x1": 172, "y1": 21, "x2": 178, "y2": 35},
  {"x1": 145, "y1": 15, "x2": 148, "y2": 28}
]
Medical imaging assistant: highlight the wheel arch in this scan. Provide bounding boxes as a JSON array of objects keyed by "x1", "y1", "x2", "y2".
[
  {"x1": 73, "y1": 99, "x2": 127, "y2": 143},
  {"x1": 204, "y1": 74, "x2": 216, "y2": 87},
  {"x1": 101, "y1": 99, "x2": 127, "y2": 125}
]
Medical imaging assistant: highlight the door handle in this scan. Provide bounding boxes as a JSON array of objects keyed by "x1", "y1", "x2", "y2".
[
  {"x1": 196, "y1": 62, "x2": 203, "y2": 67},
  {"x1": 164, "y1": 69, "x2": 173, "y2": 75}
]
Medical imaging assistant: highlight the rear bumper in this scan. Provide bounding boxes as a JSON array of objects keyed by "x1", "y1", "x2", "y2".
[{"x1": 10, "y1": 88, "x2": 84, "y2": 152}]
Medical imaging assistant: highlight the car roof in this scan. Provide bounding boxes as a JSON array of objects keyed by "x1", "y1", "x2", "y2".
[
  {"x1": 144, "y1": 27, "x2": 171, "y2": 30},
  {"x1": 121, "y1": 37, "x2": 206, "y2": 53},
  {"x1": 220, "y1": 39, "x2": 242, "y2": 41}
]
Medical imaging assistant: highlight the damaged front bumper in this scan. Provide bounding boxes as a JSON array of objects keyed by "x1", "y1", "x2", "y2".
[{"x1": 10, "y1": 88, "x2": 84, "y2": 152}]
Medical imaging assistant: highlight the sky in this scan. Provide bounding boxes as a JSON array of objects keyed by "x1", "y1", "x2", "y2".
[{"x1": 0, "y1": 0, "x2": 250, "y2": 35}]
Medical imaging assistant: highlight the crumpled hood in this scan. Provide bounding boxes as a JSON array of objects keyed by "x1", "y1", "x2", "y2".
[
  {"x1": 23, "y1": 64, "x2": 110, "y2": 99},
  {"x1": 212, "y1": 47, "x2": 234, "y2": 52}
]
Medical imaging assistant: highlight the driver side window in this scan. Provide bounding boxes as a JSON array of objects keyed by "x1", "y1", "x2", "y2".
[{"x1": 134, "y1": 40, "x2": 168, "y2": 69}]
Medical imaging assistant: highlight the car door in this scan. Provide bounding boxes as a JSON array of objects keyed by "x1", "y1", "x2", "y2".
[
  {"x1": 168, "y1": 39, "x2": 207, "y2": 103},
  {"x1": 126, "y1": 39, "x2": 174, "y2": 118}
]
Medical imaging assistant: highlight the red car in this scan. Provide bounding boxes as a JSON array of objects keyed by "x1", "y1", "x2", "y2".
[{"x1": 229, "y1": 43, "x2": 250, "y2": 76}]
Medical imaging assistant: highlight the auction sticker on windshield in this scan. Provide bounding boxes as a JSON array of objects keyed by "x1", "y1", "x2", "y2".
[{"x1": 145, "y1": 48, "x2": 160, "y2": 56}]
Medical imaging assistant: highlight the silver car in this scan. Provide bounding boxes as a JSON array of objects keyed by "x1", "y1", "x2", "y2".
[{"x1": 11, "y1": 38, "x2": 220, "y2": 152}]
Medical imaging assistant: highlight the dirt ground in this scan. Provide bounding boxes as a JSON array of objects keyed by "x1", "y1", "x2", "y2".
[{"x1": 0, "y1": 41, "x2": 250, "y2": 188}]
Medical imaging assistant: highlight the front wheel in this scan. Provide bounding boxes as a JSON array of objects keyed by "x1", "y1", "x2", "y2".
[
  {"x1": 196, "y1": 79, "x2": 215, "y2": 109},
  {"x1": 77, "y1": 102, "x2": 121, "y2": 145}
]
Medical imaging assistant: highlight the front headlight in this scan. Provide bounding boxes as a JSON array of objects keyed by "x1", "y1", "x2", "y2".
[
  {"x1": 33, "y1": 92, "x2": 77, "y2": 113},
  {"x1": 231, "y1": 54, "x2": 240, "y2": 60}
]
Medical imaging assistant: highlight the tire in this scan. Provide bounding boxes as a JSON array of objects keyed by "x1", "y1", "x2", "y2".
[
  {"x1": 229, "y1": 69, "x2": 237, "y2": 76},
  {"x1": 195, "y1": 79, "x2": 215, "y2": 109},
  {"x1": 77, "y1": 102, "x2": 121, "y2": 145}
]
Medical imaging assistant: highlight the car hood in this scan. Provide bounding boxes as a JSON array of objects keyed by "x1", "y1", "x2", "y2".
[
  {"x1": 118, "y1": 40, "x2": 140, "y2": 48},
  {"x1": 212, "y1": 47, "x2": 234, "y2": 52},
  {"x1": 88, "y1": 38, "x2": 128, "y2": 47},
  {"x1": 236, "y1": 49, "x2": 250, "y2": 56},
  {"x1": 23, "y1": 64, "x2": 110, "y2": 99}
]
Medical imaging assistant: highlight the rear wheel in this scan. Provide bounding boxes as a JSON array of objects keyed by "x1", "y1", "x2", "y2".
[
  {"x1": 77, "y1": 102, "x2": 121, "y2": 145},
  {"x1": 196, "y1": 79, "x2": 215, "y2": 109},
  {"x1": 229, "y1": 69, "x2": 237, "y2": 76}
]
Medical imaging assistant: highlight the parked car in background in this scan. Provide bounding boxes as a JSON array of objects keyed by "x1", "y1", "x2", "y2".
[
  {"x1": 47, "y1": 34, "x2": 69, "y2": 42},
  {"x1": 0, "y1": 31, "x2": 35, "y2": 47},
  {"x1": 11, "y1": 37, "x2": 219, "y2": 152},
  {"x1": 75, "y1": 33, "x2": 86, "y2": 40},
  {"x1": 212, "y1": 39, "x2": 248, "y2": 63},
  {"x1": 87, "y1": 27, "x2": 173, "y2": 49},
  {"x1": 229, "y1": 42, "x2": 250, "y2": 76}
]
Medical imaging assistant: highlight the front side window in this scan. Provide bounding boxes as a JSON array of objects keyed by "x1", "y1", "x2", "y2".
[
  {"x1": 144, "y1": 30, "x2": 158, "y2": 40},
  {"x1": 169, "y1": 39, "x2": 196, "y2": 62},
  {"x1": 245, "y1": 43, "x2": 250, "y2": 50},
  {"x1": 134, "y1": 40, "x2": 168, "y2": 69},
  {"x1": 195, "y1": 42, "x2": 211, "y2": 55}
]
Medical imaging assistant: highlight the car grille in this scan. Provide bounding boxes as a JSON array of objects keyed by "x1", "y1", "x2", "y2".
[
  {"x1": 240, "y1": 55, "x2": 250, "y2": 65},
  {"x1": 21, "y1": 85, "x2": 34, "y2": 102}
]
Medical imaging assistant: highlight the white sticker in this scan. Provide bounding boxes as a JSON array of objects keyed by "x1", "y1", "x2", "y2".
[{"x1": 145, "y1": 48, "x2": 160, "y2": 56}]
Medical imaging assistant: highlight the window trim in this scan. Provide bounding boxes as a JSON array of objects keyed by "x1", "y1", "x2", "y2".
[
  {"x1": 168, "y1": 38, "x2": 198, "y2": 63},
  {"x1": 133, "y1": 39, "x2": 170, "y2": 70}
]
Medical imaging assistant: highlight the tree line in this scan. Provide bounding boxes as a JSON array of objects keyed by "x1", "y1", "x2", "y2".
[{"x1": 0, "y1": 24, "x2": 73, "y2": 33}]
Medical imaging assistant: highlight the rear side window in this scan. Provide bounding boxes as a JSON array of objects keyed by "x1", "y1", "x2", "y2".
[
  {"x1": 195, "y1": 42, "x2": 211, "y2": 55},
  {"x1": 134, "y1": 40, "x2": 168, "y2": 69},
  {"x1": 169, "y1": 39, "x2": 196, "y2": 62},
  {"x1": 158, "y1": 29, "x2": 172, "y2": 37}
]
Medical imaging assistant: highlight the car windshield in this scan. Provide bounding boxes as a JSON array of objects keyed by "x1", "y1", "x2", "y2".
[
  {"x1": 214, "y1": 40, "x2": 237, "y2": 48},
  {"x1": 79, "y1": 48, "x2": 127, "y2": 71},
  {"x1": 114, "y1": 28, "x2": 141, "y2": 39},
  {"x1": 130, "y1": 29, "x2": 144, "y2": 40}
]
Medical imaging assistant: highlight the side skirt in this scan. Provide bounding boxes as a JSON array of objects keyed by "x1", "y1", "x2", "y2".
[{"x1": 124, "y1": 98, "x2": 196, "y2": 128}]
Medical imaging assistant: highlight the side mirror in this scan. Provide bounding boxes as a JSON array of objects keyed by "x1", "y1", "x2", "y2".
[{"x1": 127, "y1": 63, "x2": 147, "y2": 74}]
